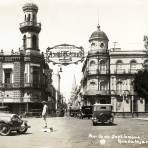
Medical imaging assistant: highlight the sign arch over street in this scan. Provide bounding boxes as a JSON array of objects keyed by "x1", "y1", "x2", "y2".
[{"x1": 45, "y1": 44, "x2": 84, "y2": 65}]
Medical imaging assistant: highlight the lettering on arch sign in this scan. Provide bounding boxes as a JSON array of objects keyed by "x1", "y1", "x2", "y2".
[{"x1": 46, "y1": 44, "x2": 84, "y2": 65}]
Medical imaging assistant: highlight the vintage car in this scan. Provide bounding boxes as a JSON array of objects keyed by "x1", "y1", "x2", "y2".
[
  {"x1": 0, "y1": 111, "x2": 30, "y2": 136},
  {"x1": 69, "y1": 109, "x2": 80, "y2": 118},
  {"x1": 80, "y1": 106, "x2": 93, "y2": 119},
  {"x1": 92, "y1": 104, "x2": 114, "y2": 126}
]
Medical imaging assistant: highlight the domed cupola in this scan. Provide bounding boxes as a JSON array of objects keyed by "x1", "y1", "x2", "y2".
[
  {"x1": 89, "y1": 24, "x2": 109, "y2": 52},
  {"x1": 89, "y1": 24, "x2": 108, "y2": 42},
  {"x1": 22, "y1": 3, "x2": 38, "y2": 12}
]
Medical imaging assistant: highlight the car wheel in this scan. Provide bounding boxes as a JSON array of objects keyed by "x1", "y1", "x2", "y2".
[
  {"x1": 0, "y1": 123, "x2": 11, "y2": 136},
  {"x1": 17, "y1": 126, "x2": 28, "y2": 134},
  {"x1": 92, "y1": 122, "x2": 97, "y2": 126}
]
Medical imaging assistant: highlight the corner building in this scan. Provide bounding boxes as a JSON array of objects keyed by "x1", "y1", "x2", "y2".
[
  {"x1": 0, "y1": 3, "x2": 55, "y2": 114},
  {"x1": 81, "y1": 24, "x2": 148, "y2": 114}
]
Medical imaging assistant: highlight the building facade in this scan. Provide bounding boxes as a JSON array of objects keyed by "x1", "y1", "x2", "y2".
[
  {"x1": 81, "y1": 24, "x2": 148, "y2": 113},
  {"x1": 0, "y1": 3, "x2": 56, "y2": 114}
]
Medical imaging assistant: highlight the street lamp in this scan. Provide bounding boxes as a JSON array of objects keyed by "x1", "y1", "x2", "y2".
[
  {"x1": 131, "y1": 95, "x2": 134, "y2": 117},
  {"x1": 58, "y1": 67, "x2": 62, "y2": 96},
  {"x1": 56, "y1": 66, "x2": 62, "y2": 111}
]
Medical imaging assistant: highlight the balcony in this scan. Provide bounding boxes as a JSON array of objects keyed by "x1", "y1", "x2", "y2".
[
  {"x1": 87, "y1": 69, "x2": 109, "y2": 75},
  {"x1": 128, "y1": 69, "x2": 138, "y2": 74},
  {"x1": 88, "y1": 69, "x2": 98, "y2": 75},
  {"x1": 0, "y1": 83, "x2": 41, "y2": 89},
  {"x1": 20, "y1": 21, "x2": 41, "y2": 28},
  {"x1": 114, "y1": 69, "x2": 126, "y2": 74},
  {"x1": 0, "y1": 83, "x2": 24, "y2": 89},
  {"x1": 114, "y1": 69, "x2": 139, "y2": 75},
  {"x1": 83, "y1": 89, "x2": 109, "y2": 96},
  {"x1": 20, "y1": 21, "x2": 41, "y2": 33},
  {"x1": 24, "y1": 83, "x2": 41, "y2": 89},
  {"x1": 2, "y1": 98, "x2": 23, "y2": 103},
  {"x1": 24, "y1": 97, "x2": 41, "y2": 103},
  {"x1": 97, "y1": 90, "x2": 110, "y2": 95},
  {"x1": 0, "y1": 97, "x2": 41, "y2": 103}
]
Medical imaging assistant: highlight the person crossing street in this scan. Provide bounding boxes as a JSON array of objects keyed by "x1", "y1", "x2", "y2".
[{"x1": 42, "y1": 101, "x2": 48, "y2": 128}]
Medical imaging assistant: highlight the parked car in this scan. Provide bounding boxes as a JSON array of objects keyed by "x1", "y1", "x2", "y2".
[
  {"x1": 0, "y1": 111, "x2": 30, "y2": 136},
  {"x1": 69, "y1": 109, "x2": 80, "y2": 118},
  {"x1": 80, "y1": 106, "x2": 93, "y2": 119},
  {"x1": 92, "y1": 104, "x2": 114, "y2": 126}
]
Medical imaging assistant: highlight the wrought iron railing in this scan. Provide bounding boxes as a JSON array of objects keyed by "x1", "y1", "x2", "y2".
[
  {"x1": 0, "y1": 83, "x2": 43, "y2": 89},
  {"x1": 20, "y1": 21, "x2": 41, "y2": 28}
]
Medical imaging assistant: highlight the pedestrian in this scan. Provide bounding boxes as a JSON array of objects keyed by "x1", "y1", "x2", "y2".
[{"x1": 42, "y1": 101, "x2": 48, "y2": 128}]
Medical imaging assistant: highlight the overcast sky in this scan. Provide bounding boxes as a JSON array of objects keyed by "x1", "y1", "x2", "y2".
[{"x1": 0, "y1": 0, "x2": 148, "y2": 100}]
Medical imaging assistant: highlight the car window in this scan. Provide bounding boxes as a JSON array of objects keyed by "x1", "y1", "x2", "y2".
[
  {"x1": 100, "y1": 106, "x2": 106, "y2": 109},
  {"x1": 94, "y1": 106, "x2": 109, "y2": 111}
]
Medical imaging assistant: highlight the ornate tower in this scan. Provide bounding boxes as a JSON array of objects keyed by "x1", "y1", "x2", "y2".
[
  {"x1": 82, "y1": 24, "x2": 110, "y2": 105},
  {"x1": 89, "y1": 24, "x2": 109, "y2": 53},
  {"x1": 19, "y1": 3, "x2": 41, "y2": 54}
]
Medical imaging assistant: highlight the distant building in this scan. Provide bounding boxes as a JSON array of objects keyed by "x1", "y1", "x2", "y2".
[
  {"x1": 81, "y1": 24, "x2": 148, "y2": 113},
  {"x1": 0, "y1": 3, "x2": 56, "y2": 114}
]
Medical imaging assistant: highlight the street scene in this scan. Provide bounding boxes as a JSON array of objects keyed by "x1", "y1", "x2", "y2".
[
  {"x1": 1, "y1": 0, "x2": 148, "y2": 148},
  {"x1": 0, "y1": 117, "x2": 148, "y2": 148}
]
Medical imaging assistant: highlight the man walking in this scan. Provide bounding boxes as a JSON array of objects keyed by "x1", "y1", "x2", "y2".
[{"x1": 42, "y1": 101, "x2": 48, "y2": 128}]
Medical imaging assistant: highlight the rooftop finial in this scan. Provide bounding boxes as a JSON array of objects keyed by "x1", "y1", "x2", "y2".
[
  {"x1": 97, "y1": 24, "x2": 100, "y2": 30},
  {"x1": 97, "y1": 9, "x2": 100, "y2": 30}
]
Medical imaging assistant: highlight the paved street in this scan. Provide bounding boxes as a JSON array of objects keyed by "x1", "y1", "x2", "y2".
[{"x1": 0, "y1": 117, "x2": 148, "y2": 148}]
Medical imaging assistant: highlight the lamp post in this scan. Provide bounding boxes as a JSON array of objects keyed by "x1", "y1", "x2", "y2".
[
  {"x1": 131, "y1": 95, "x2": 134, "y2": 117},
  {"x1": 56, "y1": 66, "x2": 62, "y2": 112}
]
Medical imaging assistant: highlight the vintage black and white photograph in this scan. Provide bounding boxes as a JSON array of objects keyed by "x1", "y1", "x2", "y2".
[{"x1": 0, "y1": 0, "x2": 148, "y2": 147}]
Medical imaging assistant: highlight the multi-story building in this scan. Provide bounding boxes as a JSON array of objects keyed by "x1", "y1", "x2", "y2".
[
  {"x1": 0, "y1": 3, "x2": 56, "y2": 114},
  {"x1": 81, "y1": 24, "x2": 148, "y2": 113}
]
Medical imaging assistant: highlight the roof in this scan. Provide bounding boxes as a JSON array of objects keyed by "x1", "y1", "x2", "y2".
[
  {"x1": 22, "y1": 3, "x2": 38, "y2": 12},
  {"x1": 89, "y1": 25, "x2": 109, "y2": 42}
]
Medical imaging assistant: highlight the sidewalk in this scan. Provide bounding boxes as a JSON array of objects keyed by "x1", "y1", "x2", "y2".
[{"x1": 133, "y1": 118, "x2": 148, "y2": 121}]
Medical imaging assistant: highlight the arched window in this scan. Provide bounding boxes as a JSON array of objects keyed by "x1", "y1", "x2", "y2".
[
  {"x1": 33, "y1": 14, "x2": 36, "y2": 22},
  {"x1": 32, "y1": 35, "x2": 37, "y2": 49},
  {"x1": 100, "y1": 81, "x2": 106, "y2": 91},
  {"x1": 100, "y1": 42, "x2": 104, "y2": 48},
  {"x1": 25, "y1": 14, "x2": 26, "y2": 21},
  {"x1": 91, "y1": 42, "x2": 96, "y2": 50},
  {"x1": 90, "y1": 60, "x2": 96, "y2": 66},
  {"x1": 89, "y1": 81, "x2": 96, "y2": 89},
  {"x1": 91, "y1": 42, "x2": 95, "y2": 47},
  {"x1": 27, "y1": 14, "x2": 31, "y2": 22},
  {"x1": 100, "y1": 60, "x2": 106, "y2": 73},
  {"x1": 116, "y1": 60, "x2": 123, "y2": 73},
  {"x1": 130, "y1": 60, "x2": 137, "y2": 73},
  {"x1": 89, "y1": 60, "x2": 96, "y2": 74},
  {"x1": 23, "y1": 35, "x2": 26, "y2": 49}
]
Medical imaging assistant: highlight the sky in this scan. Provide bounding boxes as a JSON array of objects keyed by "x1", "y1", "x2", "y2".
[{"x1": 0, "y1": 0, "x2": 148, "y2": 100}]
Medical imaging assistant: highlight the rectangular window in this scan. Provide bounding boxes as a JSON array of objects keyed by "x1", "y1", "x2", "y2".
[
  {"x1": 24, "y1": 73, "x2": 27, "y2": 83},
  {"x1": 32, "y1": 66, "x2": 40, "y2": 86},
  {"x1": 4, "y1": 69, "x2": 12, "y2": 84}
]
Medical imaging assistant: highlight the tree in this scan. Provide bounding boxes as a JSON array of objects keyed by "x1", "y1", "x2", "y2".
[{"x1": 133, "y1": 69, "x2": 148, "y2": 100}]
